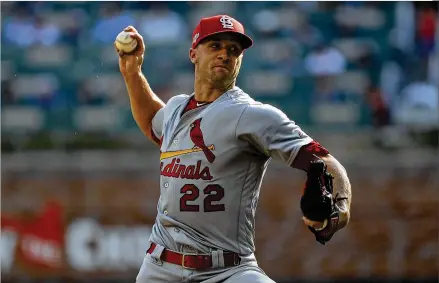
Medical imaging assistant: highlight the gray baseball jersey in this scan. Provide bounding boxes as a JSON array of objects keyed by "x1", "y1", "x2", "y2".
[{"x1": 149, "y1": 86, "x2": 313, "y2": 256}]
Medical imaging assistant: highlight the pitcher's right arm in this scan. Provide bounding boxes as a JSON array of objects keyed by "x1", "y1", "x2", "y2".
[
  {"x1": 124, "y1": 72, "x2": 164, "y2": 145},
  {"x1": 116, "y1": 26, "x2": 165, "y2": 146}
]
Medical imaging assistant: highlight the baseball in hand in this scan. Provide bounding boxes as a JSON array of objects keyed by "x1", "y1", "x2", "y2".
[{"x1": 115, "y1": 31, "x2": 138, "y2": 53}]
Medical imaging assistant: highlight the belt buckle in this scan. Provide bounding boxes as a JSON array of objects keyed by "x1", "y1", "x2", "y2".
[{"x1": 181, "y1": 253, "x2": 197, "y2": 270}]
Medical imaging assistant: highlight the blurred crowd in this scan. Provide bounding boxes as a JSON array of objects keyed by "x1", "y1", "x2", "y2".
[{"x1": 1, "y1": 2, "x2": 438, "y2": 148}]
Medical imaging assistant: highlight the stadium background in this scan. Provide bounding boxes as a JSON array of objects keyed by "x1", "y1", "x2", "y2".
[{"x1": 1, "y1": 1, "x2": 438, "y2": 283}]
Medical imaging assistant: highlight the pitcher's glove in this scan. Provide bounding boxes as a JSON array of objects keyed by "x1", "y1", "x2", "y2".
[{"x1": 300, "y1": 160, "x2": 347, "y2": 245}]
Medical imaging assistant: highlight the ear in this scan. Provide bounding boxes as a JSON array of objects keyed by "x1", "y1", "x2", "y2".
[{"x1": 189, "y1": 48, "x2": 197, "y2": 64}]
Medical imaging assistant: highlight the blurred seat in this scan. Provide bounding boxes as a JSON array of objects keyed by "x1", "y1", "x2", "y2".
[
  {"x1": 42, "y1": 11, "x2": 85, "y2": 32},
  {"x1": 277, "y1": 7, "x2": 305, "y2": 31},
  {"x1": 2, "y1": 106, "x2": 45, "y2": 132},
  {"x1": 331, "y1": 38, "x2": 372, "y2": 63},
  {"x1": 335, "y1": 71, "x2": 370, "y2": 94},
  {"x1": 11, "y1": 74, "x2": 60, "y2": 100},
  {"x1": 242, "y1": 71, "x2": 291, "y2": 96},
  {"x1": 311, "y1": 102, "x2": 361, "y2": 124},
  {"x1": 73, "y1": 105, "x2": 124, "y2": 131},
  {"x1": 335, "y1": 5, "x2": 386, "y2": 30},
  {"x1": 25, "y1": 45, "x2": 73, "y2": 68},
  {"x1": 394, "y1": 107, "x2": 439, "y2": 129},
  {"x1": 393, "y1": 82, "x2": 439, "y2": 130},
  {"x1": 83, "y1": 73, "x2": 126, "y2": 104},
  {"x1": 254, "y1": 39, "x2": 296, "y2": 66},
  {"x1": 1, "y1": 60, "x2": 15, "y2": 82}
]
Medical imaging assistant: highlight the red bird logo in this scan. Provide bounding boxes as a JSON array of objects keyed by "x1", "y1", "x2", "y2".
[{"x1": 190, "y1": 118, "x2": 215, "y2": 163}]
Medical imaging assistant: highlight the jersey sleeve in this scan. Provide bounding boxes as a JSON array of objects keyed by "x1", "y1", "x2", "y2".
[
  {"x1": 236, "y1": 103, "x2": 313, "y2": 165},
  {"x1": 291, "y1": 141, "x2": 330, "y2": 171},
  {"x1": 150, "y1": 94, "x2": 189, "y2": 143},
  {"x1": 151, "y1": 107, "x2": 165, "y2": 141}
]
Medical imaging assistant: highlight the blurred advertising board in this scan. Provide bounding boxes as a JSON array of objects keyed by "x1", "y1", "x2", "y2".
[{"x1": 2, "y1": 164, "x2": 438, "y2": 280}]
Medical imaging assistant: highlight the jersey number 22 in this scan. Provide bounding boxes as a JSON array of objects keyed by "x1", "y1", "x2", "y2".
[{"x1": 180, "y1": 184, "x2": 225, "y2": 212}]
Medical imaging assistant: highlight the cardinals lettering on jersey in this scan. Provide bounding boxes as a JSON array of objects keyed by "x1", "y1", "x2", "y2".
[{"x1": 160, "y1": 158, "x2": 213, "y2": 180}]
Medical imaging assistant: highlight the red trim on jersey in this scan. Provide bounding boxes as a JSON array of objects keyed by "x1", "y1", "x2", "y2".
[
  {"x1": 182, "y1": 96, "x2": 212, "y2": 115},
  {"x1": 152, "y1": 95, "x2": 211, "y2": 145},
  {"x1": 292, "y1": 141, "x2": 330, "y2": 171},
  {"x1": 150, "y1": 128, "x2": 161, "y2": 145}
]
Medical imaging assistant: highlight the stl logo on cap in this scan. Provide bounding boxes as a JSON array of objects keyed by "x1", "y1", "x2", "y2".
[
  {"x1": 193, "y1": 33, "x2": 200, "y2": 43},
  {"x1": 220, "y1": 15, "x2": 234, "y2": 29},
  {"x1": 191, "y1": 14, "x2": 253, "y2": 49}
]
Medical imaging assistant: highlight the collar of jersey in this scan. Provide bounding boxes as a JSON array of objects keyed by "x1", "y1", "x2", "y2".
[{"x1": 186, "y1": 86, "x2": 242, "y2": 106}]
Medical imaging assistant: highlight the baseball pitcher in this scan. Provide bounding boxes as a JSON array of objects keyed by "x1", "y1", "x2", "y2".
[{"x1": 116, "y1": 15, "x2": 352, "y2": 283}]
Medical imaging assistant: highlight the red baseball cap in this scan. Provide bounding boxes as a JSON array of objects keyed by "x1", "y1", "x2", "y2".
[{"x1": 191, "y1": 15, "x2": 253, "y2": 50}]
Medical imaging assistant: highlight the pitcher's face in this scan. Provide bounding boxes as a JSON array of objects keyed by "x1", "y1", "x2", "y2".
[{"x1": 190, "y1": 33, "x2": 244, "y2": 87}]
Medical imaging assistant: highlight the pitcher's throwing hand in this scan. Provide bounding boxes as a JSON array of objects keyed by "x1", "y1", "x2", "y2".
[{"x1": 115, "y1": 26, "x2": 145, "y2": 77}]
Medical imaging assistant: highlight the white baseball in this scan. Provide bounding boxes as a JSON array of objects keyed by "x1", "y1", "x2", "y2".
[{"x1": 115, "y1": 31, "x2": 138, "y2": 53}]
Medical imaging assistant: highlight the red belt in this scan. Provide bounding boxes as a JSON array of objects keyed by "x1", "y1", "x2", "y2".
[{"x1": 146, "y1": 243, "x2": 241, "y2": 270}]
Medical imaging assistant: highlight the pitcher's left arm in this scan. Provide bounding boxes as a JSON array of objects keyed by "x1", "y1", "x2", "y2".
[
  {"x1": 293, "y1": 141, "x2": 352, "y2": 243},
  {"x1": 235, "y1": 103, "x2": 351, "y2": 244},
  {"x1": 320, "y1": 154, "x2": 351, "y2": 228}
]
